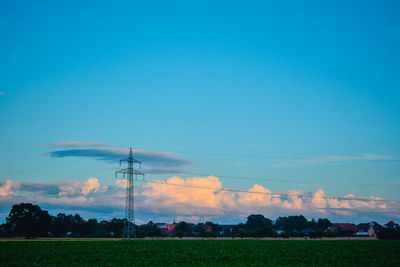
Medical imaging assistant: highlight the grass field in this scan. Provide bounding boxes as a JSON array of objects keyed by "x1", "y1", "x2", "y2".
[{"x1": 1, "y1": 239, "x2": 400, "y2": 266}]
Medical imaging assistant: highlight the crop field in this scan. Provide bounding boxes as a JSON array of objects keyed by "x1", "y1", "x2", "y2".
[{"x1": 1, "y1": 239, "x2": 400, "y2": 266}]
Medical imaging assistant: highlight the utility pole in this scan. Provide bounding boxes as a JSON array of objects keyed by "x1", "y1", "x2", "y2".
[{"x1": 115, "y1": 148, "x2": 144, "y2": 239}]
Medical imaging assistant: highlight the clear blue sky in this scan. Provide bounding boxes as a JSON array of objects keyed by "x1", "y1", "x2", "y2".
[{"x1": 0, "y1": 1, "x2": 399, "y2": 223}]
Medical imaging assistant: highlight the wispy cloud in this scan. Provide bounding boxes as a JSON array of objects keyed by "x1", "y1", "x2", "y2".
[
  {"x1": 272, "y1": 154, "x2": 395, "y2": 168},
  {"x1": 1, "y1": 176, "x2": 398, "y2": 223},
  {"x1": 0, "y1": 92, "x2": 5, "y2": 95},
  {"x1": 47, "y1": 141, "x2": 113, "y2": 147},
  {"x1": 47, "y1": 148, "x2": 193, "y2": 171}
]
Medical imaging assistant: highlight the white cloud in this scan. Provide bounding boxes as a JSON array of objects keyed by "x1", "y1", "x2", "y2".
[
  {"x1": 115, "y1": 179, "x2": 127, "y2": 189},
  {"x1": 58, "y1": 177, "x2": 105, "y2": 196},
  {"x1": 82, "y1": 177, "x2": 101, "y2": 195},
  {"x1": 1, "y1": 176, "x2": 399, "y2": 223},
  {"x1": 0, "y1": 180, "x2": 20, "y2": 197},
  {"x1": 311, "y1": 189, "x2": 327, "y2": 208},
  {"x1": 135, "y1": 176, "x2": 398, "y2": 220}
]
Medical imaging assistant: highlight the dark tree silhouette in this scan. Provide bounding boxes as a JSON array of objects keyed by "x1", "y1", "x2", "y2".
[
  {"x1": 275, "y1": 215, "x2": 308, "y2": 234},
  {"x1": 51, "y1": 213, "x2": 73, "y2": 236},
  {"x1": 175, "y1": 221, "x2": 190, "y2": 237},
  {"x1": 317, "y1": 218, "x2": 332, "y2": 230},
  {"x1": 6, "y1": 203, "x2": 52, "y2": 237},
  {"x1": 245, "y1": 214, "x2": 273, "y2": 229}
]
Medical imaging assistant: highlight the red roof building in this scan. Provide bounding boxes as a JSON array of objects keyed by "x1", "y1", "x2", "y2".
[
  {"x1": 384, "y1": 221, "x2": 399, "y2": 229},
  {"x1": 331, "y1": 223, "x2": 358, "y2": 232}
]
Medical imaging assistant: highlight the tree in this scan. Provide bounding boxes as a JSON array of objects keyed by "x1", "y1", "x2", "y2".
[
  {"x1": 246, "y1": 214, "x2": 272, "y2": 229},
  {"x1": 317, "y1": 218, "x2": 331, "y2": 230},
  {"x1": 86, "y1": 218, "x2": 98, "y2": 237},
  {"x1": 205, "y1": 221, "x2": 221, "y2": 236},
  {"x1": 51, "y1": 213, "x2": 73, "y2": 237},
  {"x1": 109, "y1": 218, "x2": 125, "y2": 237},
  {"x1": 238, "y1": 228, "x2": 253, "y2": 237},
  {"x1": 136, "y1": 224, "x2": 162, "y2": 238},
  {"x1": 175, "y1": 221, "x2": 191, "y2": 237},
  {"x1": 256, "y1": 226, "x2": 277, "y2": 237},
  {"x1": 308, "y1": 218, "x2": 318, "y2": 230},
  {"x1": 6, "y1": 203, "x2": 51, "y2": 237},
  {"x1": 195, "y1": 223, "x2": 207, "y2": 237},
  {"x1": 275, "y1": 215, "x2": 308, "y2": 234},
  {"x1": 377, "y1": 229, "x2": 400, "y2": 240},
  {"x1": 70, "y1": 214, "x2": 85, "y2": 236},
  {"x1": 98, "y1": 220, "x2": 112, "y2": 237}
]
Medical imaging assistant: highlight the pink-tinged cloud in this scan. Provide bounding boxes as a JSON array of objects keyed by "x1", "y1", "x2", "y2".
[
  {"x1": 58, "y1": 177, "x2": 103, "y2": 196},
  {"x1": 141, "y1": 176, "x2": 228, "y2": 212},
  {"x1": 0, "y1": 180, "x2": 20, "y2": 197},
  {"x1": 1, "y1": 176, "x2": 399, "y2": 222},
  {"x1": 135, "y1": 176, "x2": 399, "y2": 220}
]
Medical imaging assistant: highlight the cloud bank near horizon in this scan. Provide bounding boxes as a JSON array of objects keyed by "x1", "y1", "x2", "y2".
[{"x1": 1, "y1": 176, "x2": 398, "y2": 224}]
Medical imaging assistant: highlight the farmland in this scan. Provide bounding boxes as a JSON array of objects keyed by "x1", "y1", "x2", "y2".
[{"x1": 1, "y1": 239, "x2": 400, "y2": 266}]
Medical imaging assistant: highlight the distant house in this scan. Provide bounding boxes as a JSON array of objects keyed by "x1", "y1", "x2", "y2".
[
  {"x1": 168, "y1": 223, "x2": 176, "y2": 233},
  {"x1": 329, "y1": 223, "x2": 357, "y2": 232},
  {"x1": 355, "y1": 222, "x2": 385, "y2": 237},
  {"x1": 384, "y1": 221, "x2": 399, "y2": 230},
  {"x1": 220, "y1": 225, "x2": 236, "y2": 235},
  {"x1": 356, "y1": 223, "x2": 375, "y2": 236},
  {"x1": 154, "y1": 223, "x2": 176, "y2": 235}
]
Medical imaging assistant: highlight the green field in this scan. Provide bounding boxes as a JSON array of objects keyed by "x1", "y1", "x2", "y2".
[{"x1": 1, "y1": 239, "x2": 400, "y2": 266}]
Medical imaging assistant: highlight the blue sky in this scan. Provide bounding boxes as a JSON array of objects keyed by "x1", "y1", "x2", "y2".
[{"x1": 0, "y1": 0, "x2": 399, "y2": 224}]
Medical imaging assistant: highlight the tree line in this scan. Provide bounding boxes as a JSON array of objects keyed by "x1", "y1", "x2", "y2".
[{"x1": 1, "y1": 203, "x2": 399, "y2": 239}]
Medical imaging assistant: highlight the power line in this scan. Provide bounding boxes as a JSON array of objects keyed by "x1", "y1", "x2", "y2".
[
  {"x1": 158, "y1": 150, "x2": 400, "y2": 162},
  {"x1": 2, "y1": 152, "x2": 399, "y2": 190},
  {"x1": 5, "y1": 164, "x2": 399, "y2": 190},
  {"x1": 140, "y1": 179, "x2": 400, "y2": 204},
  {"x1": 3, "y1": 158, "x2": 88, "y2": 175},
  {"x1": 57, "y1": 168, "x2": 112, "y2": 180},
  {"x1": 3, "y1": 161, "x2": 399, "y2": 190},
  {"x1": 192, "y1": 172, "x2": 400, "y2": 189}
]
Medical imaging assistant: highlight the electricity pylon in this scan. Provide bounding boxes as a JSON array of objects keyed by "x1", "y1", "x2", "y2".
[{"x1": 115, "y1": 148, "x2": 144, "y2": 239}]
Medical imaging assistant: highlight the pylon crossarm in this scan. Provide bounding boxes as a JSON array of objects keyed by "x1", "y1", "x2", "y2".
[
  {"x1": 116, "y1": 168, "x2": 129, "y2": 174},
  {"x1": 120, "y1": 157, "x2": 141, "y2": 164},
  {"x1": 132, "y1": 169, "x2": 144, "y2": 175}
]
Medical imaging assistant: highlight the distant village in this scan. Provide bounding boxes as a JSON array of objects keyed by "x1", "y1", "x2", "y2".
[
  {"x1": 146, "y1": 219, "x2": 399, "y2": 239},
  {"x1": 1, "y1": 203, "x2": 400, "y2": 239}
]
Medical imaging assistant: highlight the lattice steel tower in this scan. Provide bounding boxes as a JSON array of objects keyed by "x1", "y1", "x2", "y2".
[{"x1": 115, "y1": 148, "x2": 144, "y2": 239}]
